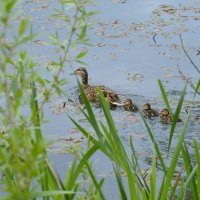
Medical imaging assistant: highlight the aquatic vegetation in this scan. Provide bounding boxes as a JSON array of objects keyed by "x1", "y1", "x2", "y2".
[
  {"x1": 70, "y1": 80, "x2": 200, "y2": 200},
  {"x1": 0, "y1": 0, "x2": 97, "y2": 199}
]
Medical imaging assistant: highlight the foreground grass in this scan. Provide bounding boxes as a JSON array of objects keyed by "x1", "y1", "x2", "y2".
[{"x1": 69, "y1": 81, "x2": 200, "y2": 200}]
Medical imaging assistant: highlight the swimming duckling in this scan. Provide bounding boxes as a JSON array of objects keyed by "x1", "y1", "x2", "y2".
[
  {"x1": 103, "y1": 91, "x2": 122, "y2": 109},
  {"x1": 123, "y1": 99, "x2": 138, "y2": 112},
  {"x1": 73, "y1": 67, "x2": 121, "y2": 105},
  {"x1": 143, "y1": 103, "x2": 159, "y2": 117},
  {"x1": 160, "y1": 108, "x2": 182, "y2": 123}
]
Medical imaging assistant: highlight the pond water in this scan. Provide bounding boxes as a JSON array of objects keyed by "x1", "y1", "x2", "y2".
[{"x1": 20, "y1": 0, "x2": 200, "y2": 199}]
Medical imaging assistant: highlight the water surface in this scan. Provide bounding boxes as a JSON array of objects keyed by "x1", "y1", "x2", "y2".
[{"x1": 20, "y1": 0, "x2": 200, "y2": 198}]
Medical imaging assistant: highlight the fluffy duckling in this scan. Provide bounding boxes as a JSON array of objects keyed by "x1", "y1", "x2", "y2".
[
  {"x1": 160, "y1": 108, "x2": 182, "y2": 124},
  {"x1": 143, "y1": 103, "x2": 159, "y2": 117},
  {"x1": 103, "y1": 91, "x2": 122, "y2": 109},
  {"x1": 123, "y1": 99, "x2": 138, "y2": 112}
]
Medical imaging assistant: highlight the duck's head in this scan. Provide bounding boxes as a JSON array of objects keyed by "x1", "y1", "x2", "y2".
[
  {"x1": 160, "y1": 108, "x2": 169, "y2": 117},
  {"x1": 74, "y1": 67, "x2": 88, "y2": 77},
  {"x1": 144, "y1": 103, "x2": 151, "y2": 111},
  {"x1": 74, "y1": 67, "x2": 88, "y2": 84},
  {"x1": 124, "y1": 99, "x2": 133, "y2": 108}
]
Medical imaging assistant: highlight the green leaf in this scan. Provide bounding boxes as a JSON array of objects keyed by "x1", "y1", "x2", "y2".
[
  {"x1": 160, "y1": 112, "x2": 190, "y2": 200},
  {"x1": 182, "y1": 142, "x2": 198, "y2": 199},
  {"x1": 113, "y1": 165, "x2": 128, "y2": 200},
  {"x1": 184, "y1": 165, "x2": 198, "y2": 198},
  {"x1": 194, "y1": 139, "x2": 200, "y2": 199},
  {"x1": 67, "y1": 142, "x2": 101, "y2": 190},
  {"x1": 19, "y1": 18, "x2": 29, "y2": 36},
  {"x1": 149, "y1": 156, "x2": 156, "y2": 200},
  {"x1": 158, "y1": 80, "x2": 173, "y2": 118},
  {"x1": 140, "y1": 111, "x2": 167, "y2": 175},
  {"x1": 76, "y1": 50, "x2": 88, "y2": 59},
  {"x1": 168, "y1": 84, "x2": 187, "y2": 152},
  {"x1": 5, "y1": 0, "x2": 16, "y2": 12},
  {"x1": 86, "y1": 162, "x2": 106, "y2": 200},
  {"x1": 77, "y1": 81, "x2": 103, "y2": 139},
  {"x1": 79, "y1": 25, "x2": 87, "y2": 40},
  {"x1": 179, "y1": 178, "x2": 185, "y2": 200}
]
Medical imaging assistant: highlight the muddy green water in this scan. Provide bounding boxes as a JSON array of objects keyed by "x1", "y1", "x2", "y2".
[{"x1": 19, "y1": 0, "x2": 200, "y2": 199}]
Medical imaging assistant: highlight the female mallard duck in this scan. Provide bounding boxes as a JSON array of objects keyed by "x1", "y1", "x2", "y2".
[
  {"x1": 123, "y1": 99, "x2": 138, "y2": 112},
  {"x1": 160, "y1": 108, "x2": 182, "y2": 123},
  {"x1": 74, "y1": 67, "x2": 121, "y2": 105},
  {"x1": 143, "y1": 103, "x2": 159, "y2": 117}
]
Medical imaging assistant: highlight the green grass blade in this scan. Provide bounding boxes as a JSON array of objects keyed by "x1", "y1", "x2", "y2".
[
  {"x1": 168, "y1": 84, "x2": 187, "y2": 152},
  {"x1": 98, "y1": 89, "x2": 118, "y2": 137},
  {"x1": 149, "y1": 155, "x2": 156, "y2": 200},
  {"x1": 193, "y1": 79, "x2": 200, "y2": 98},
  {"x1": 179, "y1": 178, "x2": 185, "y2": 200},
  {"x1": 100, "y1": 122, "x2": 119, "y2": 161},
  {"x1": 97, "y1": 90, "x2": 140, "y2": 199},
  {"x1": 78, "y1": 81, "x2": 102, "y2": 138},
  {"x1": 85, "y1": 162, "x2": 106, "y2": 200},
  {"x1": 30, "y1": 81, "x2": 43, "y2": 143},
  {"x1": 157, "y1": 176, "x2": 165, "y2": 200},
  {"x1": 184, "y1": 165, "x2": 198, "y2": 193},
  {"x1": 140, "y1": 111, "x2": 167, "y2": 175},
  {"x1": 158, "y1": 80, "x2": 173, "y2": 118},
  {"x1": 68, "y1": 115, "x2": 113, "y2": 159},
  {"x1": 169, "y1": 167, "x2": 183, "y2": 200},
  {"x1": 113, "y1": 165, "x2": 128, "y2": 200},
  {"x1": 46, "y1": 159, "x2": 66, "y2": 190},
  {"x1": 181, "y1": 142, "x2": 198, "y2": 199},
  {"x1": 67, "y1": 142, "x2": 101, "y2": 190},
  {"x1": 194, "y1": 139, "x2": 200, "y2": 199},
  {"x1": 142, "y1": 188, "x2": 148, "y2": 200},
  {"x1": 130, "y1": 136, "x2": 150, "y2": 194},
  {"x1": 160, "y1": 113, "x2": 190, "y2": 200},
  {"x1": 65, "y1": 159, "x2": 77, "y2": 191}
]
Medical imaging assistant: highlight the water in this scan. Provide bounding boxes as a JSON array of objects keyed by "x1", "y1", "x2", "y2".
[{"x1": 17, "y1": 0, "x2": 200, "y2": 199}]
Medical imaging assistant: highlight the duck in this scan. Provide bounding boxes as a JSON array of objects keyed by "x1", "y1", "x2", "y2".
[
  {"x1": 73, "y1": 67, "x2": 121, "y2": 106},
  {"x1": 143, "y1": 103, "x2": 159, "y2": 117},
  {"x1": 123, "y1": 99, "x2": 138, "y2": 112},
  {"x1": 160, "y1": 108, "x2": 182, "y2": 123}
]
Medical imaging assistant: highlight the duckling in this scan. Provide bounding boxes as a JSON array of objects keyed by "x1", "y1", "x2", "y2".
[
  {"x1": 160, "y1": 108, "x2": 182, "y2": 123},
  {"x1": 160, "y1": 108, "x2": 172, "y2": 123},
  {"x1": 143, "y1": 103, "x2": 159, "y2": 117},
  {"x1": 103, "y1": 91, "x2": 122, "y2": 109},
  {"x1": 73, "y1": 67, "x2": 121, "y2": 105},
  {"x1": 123, "y1": 99, "x2": 138, "y2": 112}
]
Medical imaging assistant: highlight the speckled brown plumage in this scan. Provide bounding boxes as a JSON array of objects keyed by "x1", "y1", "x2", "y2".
[
  {"x1": 123, "y1": 99, "x2": 138, "y2": 112},
  {"x1": 160, "y1": 108, "x2": 182, "y2": 123}
]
